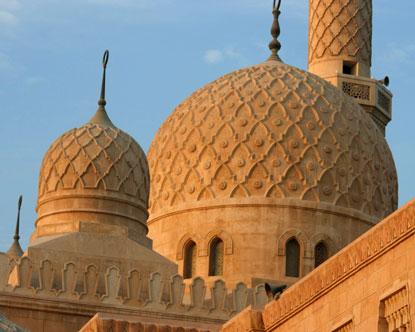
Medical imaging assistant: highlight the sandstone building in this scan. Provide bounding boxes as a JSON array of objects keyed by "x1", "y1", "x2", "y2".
[{"x1": 0, "y1": 0, "x2": 412, "y2": 331}]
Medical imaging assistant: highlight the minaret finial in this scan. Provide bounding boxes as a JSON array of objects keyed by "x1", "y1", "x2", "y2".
[
  {"x1": 7, "y1": 195, "x2": 24, "y2": 258},
  {"x1": 14, "y1": 195, "x2": 22, "y2": 241},
  {"x1": 268, "y1": 0, "x2": 282, "y2": 62},
  {"x1": 98, "y1": 50, "x2": 109, "y2": 108},
  {"x1": 89, "y1": 50, "x2": 115, "y2": 127}
]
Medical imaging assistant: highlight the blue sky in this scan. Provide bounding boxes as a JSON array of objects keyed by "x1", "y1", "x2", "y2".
[{"x1": 0, "y1": 0, "x2": 414, "y2": 251}]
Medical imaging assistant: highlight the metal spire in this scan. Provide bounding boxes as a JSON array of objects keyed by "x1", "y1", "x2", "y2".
[
  {"x1": 89, "y1": 50, "x2": 115, "y2": 127},
  {"x1": 7, "y1": 195, "x2": 23, "y2": 258},
  {"x1": 98, "y1": 50, "x2": 109, "y2": 108},
  {"x1": 268, "y1": 0, "x2": 282, "y2": 62}
]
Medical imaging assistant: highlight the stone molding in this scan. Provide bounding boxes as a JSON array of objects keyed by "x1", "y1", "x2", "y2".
[
  {"x1": 309, "y1": 233, "x2": 337, "y2": 257},
  {"x1": 80, "y1": 312, "x2": 213, "y2": 332},
  {"x1": 176, "y1": 233, "x2": 203, "y2": 260},
  {"x1": 277, "y1": 229, "x2": 308, "y2": 257},
  {"x1": 176, "y1": 230, "x2": 234, "y2": 260},
  {"x1": 148, "y1": 198, "x2": 377, "y2": 226},
  {"x1": 262, "y1": 199, "x2": 415, "y2": 329},
  {"x1": 201, "y1": 230, "x2": 234, "y2": 257}
]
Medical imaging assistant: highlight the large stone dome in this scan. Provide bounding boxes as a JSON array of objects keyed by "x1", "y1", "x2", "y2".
[
  {"x1": 148, "y1": 60, "x2": 398, "y2": 220},
  {"x1": 34, "y1": 109, "x2": 150, "y2": 244}
]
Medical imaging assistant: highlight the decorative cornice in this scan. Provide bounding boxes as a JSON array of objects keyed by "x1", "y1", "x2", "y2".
[
  {"x1": 148, "y1": 197, "x2": 377, "y2": 226},
  {"x1": 3, "y1": 258, "x2": 271, "y2": 322}
]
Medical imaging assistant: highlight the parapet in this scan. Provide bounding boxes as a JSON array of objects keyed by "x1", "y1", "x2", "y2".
[{"x1": 2, "y1": 256, "x2": 269, "y2": 325}]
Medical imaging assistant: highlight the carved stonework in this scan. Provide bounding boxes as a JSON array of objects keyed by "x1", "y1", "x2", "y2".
[
  {"x1": 308, "y1": 0, "x2": 372, "y2": 66},
  {"x1": 332, "y1": 320, "x2": 353, "y2": 332},
  {"x1": 80, "y1": 265, "x2": 100, "y2": 301},
  {"x1": 168, "y1": 274, "x2": 185, "y2": 310},
  {"x1": 61, "y1": 262, "x2": 79, "y2": 298},
  {"x1": 38, "y1": 123, "x2": 149, "y2": 207},
  {"x1": 190, "y1": 277, "x2": 207, "y2": 312},
  {"x1": 147, "y1": 62, "x2": 397, "y2": 220},
  {"x1": 380, "y1": 286, "x2": 411, "y2": 331},
  {"x1": 125, "y1": 270, "x2": 142, "y2": 305},
  {"x1": 232, "y1": 283, "x2": 249, "y2": 314},
  {"x1": 101, "y1": 266, "x2": 121, "y2": 304},
  {"x1": 210, "y1": 280, "x2": 227, "y2": 315},
  {"x1": 38, "y1": 260, "x2": 58, "y2": 296},
  {"x1": 3, "y1": 256, "x2": 269, "y2": 320},
  {"x1": 145, "y1": 272, "x2": 165, "y2": 310}
]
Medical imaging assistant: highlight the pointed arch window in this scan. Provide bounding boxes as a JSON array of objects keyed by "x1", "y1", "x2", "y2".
[
  {"x1": 285, "y1": 238, "x2": 300, "y2": 277},
  {"x1": 208, "y1": 237, "x2": 224, "y2": 276},
  {"x1": 314, "y1": 241, "x2": 329, "y2": 268},
  {"x1": 183, "y1": 240, "x2": 197, "y2": 279}
]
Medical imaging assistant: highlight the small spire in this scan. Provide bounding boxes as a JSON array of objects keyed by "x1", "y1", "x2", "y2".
[
  {"x1": 7, "y1": 195, "x2": 24, "y2": 259},
  {"x1": 268, "y1": 0, "x2": 283, "y2": 62},
  {"x1": 89, "y1": 50, "x2": 115, "y2": 127}
]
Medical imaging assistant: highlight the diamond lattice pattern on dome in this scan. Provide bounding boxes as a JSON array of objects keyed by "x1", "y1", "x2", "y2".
[
  {"x1": 38, "y1": 123, "x2": 149, "y2": 206},
  {"x1": 148, "y1": 62, "x2": 397, "y2": 219}
]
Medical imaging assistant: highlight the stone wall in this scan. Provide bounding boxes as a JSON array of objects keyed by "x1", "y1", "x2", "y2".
[
  {"x1": 222, "y1": 198, "x2": 415, "y2": 331},
  {"x1": 0, "y1": 256, "x2": 269, "y2": 331}
]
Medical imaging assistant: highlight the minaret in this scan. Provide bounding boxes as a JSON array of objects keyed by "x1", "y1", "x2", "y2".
[
  {"x1": 308, "y1": 0, "x2": 392, "y2": 135},
  {"x1": 7, "y1": 195, "x2": 24, "y2": 259}
]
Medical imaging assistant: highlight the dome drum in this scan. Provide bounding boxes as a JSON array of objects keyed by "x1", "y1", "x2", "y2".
[
  {"x1": 147, "y1": 199, "x2": 376, "y2": 288},
  {"x1": 35, "y1": 192, "x2": 150, "y2": 247}
]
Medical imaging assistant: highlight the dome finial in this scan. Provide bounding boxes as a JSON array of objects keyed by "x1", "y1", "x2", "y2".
[
  {"x1": 89, "y1": 50, "x2": 115, "y2": 127},
  {"x1": 268, "y1": 0, "x2": 282, "y2": 62},
  {"x1": 7, "y1": 195, "x2": 23, "y2": 258},
  {"x1": 98, "y1": 50, "x2": 109, "y2": 108}
]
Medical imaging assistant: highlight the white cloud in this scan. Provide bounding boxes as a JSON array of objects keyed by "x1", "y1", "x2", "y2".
[
  {"x1": 0, "y1": 0, "x2": 21, "y2": 11},
  {"x1": 0, "y1": 52, "x2": 13, "y2": 71},
  {"x1": 86, "y1": 0, "x2": 166, "y2": 8},
  {"x1": 210, "y1": 0, "x2": 307, "y2": 18},
  {"x1": 0, "y1": 0, "x2": 20, "y2": 32},
  {"x1": 204, "y1": 49, "x2": 224, "y2": 64},
  {"x1": 204, "y1": 46, "x2": 246, "y2": 65},
  {"x1": 25, "y1": 77, "x2": 44, "y2": 86},
  {"x1": 0, "y1": 51, "x2": 24, "y2": 77},
  {"x1": 0, "y1": 10, "x2": 18, "y2": 26},
  {"x1": 384, "y1": 44, "x2": 415, "y2": 63}
]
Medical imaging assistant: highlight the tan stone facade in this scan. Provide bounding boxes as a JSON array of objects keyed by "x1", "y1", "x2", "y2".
[{"x1": 223, "y1": 199, "x2": 415, "y2": 331}]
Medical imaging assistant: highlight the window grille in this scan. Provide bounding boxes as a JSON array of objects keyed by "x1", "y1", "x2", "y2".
[
  {"x1": 314, "y1": 241, "x2": 329, "y2": 267},
  {"x1": 209, "y1": 238, "x2": 224, "y2": 276},
  {"x1": 285, "y1": 238, "x2": 300, "y2": 277},
  {"x1": 342, "y1": 81, "x2": 370, "y2": 100},
  {"x1": 183, "y1": 241, "x2": 197, "y2": 279}
]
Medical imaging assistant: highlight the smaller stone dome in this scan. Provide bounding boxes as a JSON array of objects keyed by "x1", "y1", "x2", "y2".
[{"x1": 34, "y1": 108, "x2": 150, "y2": 244}]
